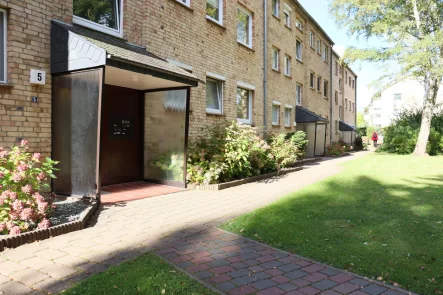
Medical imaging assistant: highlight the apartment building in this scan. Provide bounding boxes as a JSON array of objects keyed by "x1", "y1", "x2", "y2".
[{"x1": 0, "y1": 0, "x2": 357, "y2": 198}]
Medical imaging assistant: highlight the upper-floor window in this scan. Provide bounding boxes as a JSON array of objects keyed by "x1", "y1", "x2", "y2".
[
  {"x1": 296, "y1": 83, "x2": 302, "y2": 105},
  {"x1": 345, "y1": 71, "x2": 348, "y2": 83},
  {"x1": 345, "y1": 98, "x2": 348, "y2": 109},
  {"x1": 237, "y1": 7, "x2": 252, "y2": 48},
  {"x1": 335, "y1": 61, "x2": 338, "y2": 75},
  {"x1": 0, "y1": 9, "x2": 6, "y2": 84},
  {"x1": 295, "y1": 18, "x2": 302, "y2": 30},
  {"x1": 284, "y1": 55, "x2": 291, "y2": 76},
  {"x1": 73, "y1": 0, "x2": 123, "y2": 37},
  {"x1": 207, "y1": 0, "x2": 223, "y2": 24},
  {"x1": 323, "y1": 45, "x2": 329, "y2": 63},
  {"x1": 309, "y1": 72, "x2": 315, "y2": 89},
  {"x1": 317, "y1": 76, "x2": 321, "y2": 92},
  {"x1": 309, "y1": 32, "x2": 314, "y2": 48},
  {"x1": 316, "y1": 39, "x2": 321, "y2": 54},
  {"x1": 394, "y1": 93, "x2": 402, "y2": 101},
  {"x1": 177, "y1": 0, "x2": 191, "y2": 7},
  {"x1": 352, "y1": 79, "x2": 355, "y2": 89},
  {"x1": 335, "y1": 91, "x2": 338, "y2": 104},
  {"x1": 272, "y1": 47, "x2": 280, "y2": 71},
  {"x1": 284, "y1": 5, "x2": 291, "y2": 28},
  {"x1": 296, "y1": 39, "x2": 302, "y2": 61},
  {"x1": 349, "y1": 76, "x2": 352, "y2": 85},
  {"x1": 272, "y1": 0, "x2": 279, "y2": 17},
  {"x1": 324, "y1": 80, "x2": 329, "y2": 98},
  {"x1": 339, "y1": 78, "x2": 342, "y2": 90}
]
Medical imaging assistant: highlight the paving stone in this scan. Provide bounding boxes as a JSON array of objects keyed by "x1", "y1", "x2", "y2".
[
  {"x1": 249, "y1": 265, "x2": 266, "y2": 273},
  {"x1": 209, "y1": 249, "x2": 225, "y2": 255},
  {"x1": 191, "y1": 256, "x2": 214, "y2": 264},
  {"x1": 53, "y1": 254, "x2": 89, "y2": 268},
  {"x1": 243, "y1": 259, "x2": 260, "y2": 266},
  {"x1": 209, "y1": 274, "x2": 232, "y2": 284},
  {"x1": 0, "y1": 260, "x2": 27, "y2": 276},
  {"x1": 190, "y1": 251, "x2": 212, "y2": 259},
  {"x1": 349, "y1": 278, "x2": 371, "y2": 287},
  {"x1": 254, "y1": 272, "x2": 272, "y2": 280},
  {"x1": 4, "y1": 249, "x2": 36, "y2": 262},
  {"x1": 321, "y1": 290, "x2": 342, "y2": 295},
  {"x1": 0, "y1": 280, "x2": 34, "y2": 295},
  {"x1": 35, "y1": 249, "x2": 67, "y2": 260},
  {"x1": 279, "y1": 263, "x2": 301, "y2": 272},
  {"x1": 216, "y1": 281, "x2": 236, "y2": 291},
  {"x1": 10, "y1": 268, "x2": 49, "y2": 286},
  {"x1": 279, "y1": 283, "x2": 299, "y2": 292},
  {"x1": 194, "y1": 270, "x2": 212, "y2": 279},
  {"x1": 272, "y1": 275, "x2": 290, "y2": 284},
  {"x1": 40, "y1": 263, "x2": 77, "y2": 279},
  {"x1": 320, "y1": 268, "x2": 341, "y2": 276},
  {"x1": 298, "y1": 286, "x2": 322, "y2": 295},
  {"x1": 257, "y1": 255, "x2": 278, "y2": 263},
  {"x1": 225, "y1": 252, "x2": 240, "y2": 257},
  {"x1": 229, "y1": 285, "x2": 257, "y2": 295},
  {"x1": 177, "y1": 261, "x2": 194, "y2": 269},
  {"x1": 262, "y1": 261, "x2": 283, "y2": 269},
  {"x1": 170, "y1": 255, "x2": 192, "y2": 263},
  {"x1": 251, "y1": 279, "x2": 278, "y2": 290},
  {"x1": 266, "y1": 269, "x2": 284, "y2": 276},
  {"x1": 231, "y1": 262, "x2": 248, "y2": 269},
  {"x1": 295, "y1": 260, "x2": 312, "y2": 267},
  {"x1": 0, "y1": 274, "x2": 9, "y2": 286},
  {"x1": 228, "y1": 257, "x2": 244, "y2": 263},
  {"x1": 312, "y1": 279, "x2": 338, "y2": 290},
  {"x1": 383, "y1": 290, "x2": 406, "y2": 295},
  {"x1": 33, "y1": 277, "x2": 72, "y2": 294},
  {"x1": 305, "y1": 272, "x2": 329, "y2": 283},
  {"x1": 257, "y1": 286, "x2": 286, "y2": 295},
  {"x1": 302, "y1": 264, "x2": 325, "y2": 273},
  {"x1": 242, "y1": 253, "x2": 261, "y2": 260},
  {"x1": 279, "y1": 256, "x2": 298, "y2": 264},
  {"x1": 232, "y1": 275, "x2": 257, "y2": 286},
  {"x1": 210, "y1": 265, "x2": 235, "y2": 275},
  {"x1": 286, "y1": 270, "x2": 309, "y2": 280},
  {"x1": 292, "y1": 278, "x2": 311, "y2": 287},
  {"x1": 333, "y1": 282, "x2": 361, "y2": 294},
  {"x1": 186, "y1": 264, "x2": 210, "y2": 273},
  {"x1": 329, "y1": 273, "x2": 355, "y2": 284},
  {"x1": 362, "y1": 284, "x2": 388, "y2": 295},
  {"x1": 208, "y1": 259, "x2": 230, "y2": 268},
  {"x1": 228, "y1": 269, "x2": 251, "y2": 278}
]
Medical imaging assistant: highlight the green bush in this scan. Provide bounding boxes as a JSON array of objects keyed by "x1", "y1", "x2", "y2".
[
  {"x1": 287, "y1": 131, "x2": 308, "y2": 159},
  {"x1": 325, "y1": 142, "x2": 345, "y2": 156},
  {"x1": 268, "y1": 133, "x2": 299, "y2": 169},
  {"x1": 379, "y1": 109, "x2": 443, "y2": 155},
  {"x1": 354, "y1": 136, "x2": 364, "y2": 151}
]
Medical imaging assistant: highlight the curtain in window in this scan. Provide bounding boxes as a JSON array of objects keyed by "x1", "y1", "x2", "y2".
[
  {"x1": 164, "y1": 89, "x2": 187, "y2": 112},
  {"x1": 206, "y1": 80, "x2": 220, "y2": 111}
]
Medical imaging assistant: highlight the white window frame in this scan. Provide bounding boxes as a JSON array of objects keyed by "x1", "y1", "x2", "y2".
[
  {"x1": 309, "y1": 72, "x2": 315, "y2": 89},
  {"x1": 206, "y1": 0, "x2": 224, "y2": 25},
  {"x1": 237, "y1": 83, "x2": 254, "y2": 125},
  {"x1": 284, "y1": 54, "x2": 291, "y2": 76},
  {"x1": 178, "y1": 0, "x2": 191, "y2": 7},
  {"x1": 295, "y1": 18, "x2": 302, "y2": 31},
  {"x1": 272, "y1": 100, "x2": 281, "y2": 126},
  {"x1": 272, "y1": 0, "x2": 279, "y2": 17},
  {"x1": 345, "y1": 98, "x2": 348, "y2": 109},
  {"x1": 324, "y1": 80, "x2": 328, "y2": 98},
  {"x1": 237, "y1": 6, "x2": 253, "y2": 48},
  {"x1": 272, "y1": 47, "x2": 279, "y2": 71},
  {"x1": 206, "y1": 72, "x2": 225, "y2": 114},
  {"x1": 296, "y1": 39, "x2": 302, "y2": 61},
  {"x1": 284, "y1": 105, "x2": 292, "y2": 127},
  {"x1": 284, "y1": 4, "x2": 291, "y2": 28},
  {"x1": 317, "y1": 76, "x2": 321, "y2": 92},
  {"x1": 296, "y1": 83, "x2": 302, "y2": 106},
  {"x1": 73, "y1": 0, "x2": 124, "y2": 38},
  {"x1": 317, "y1": 39, "x2": 321, "y2": 54},
  {"x1": 0, "y1": 8, "x2": 7, "y2": 84},
  {"x1": 309, "y1": 31, "x2": 314, "y2": 48},
  {"x1": 323, "y1": 45, "x2": 329, "y2": 63}
]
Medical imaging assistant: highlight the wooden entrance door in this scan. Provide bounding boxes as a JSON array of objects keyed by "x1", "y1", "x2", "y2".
[{"x1": 100, "y1": 85, "x2": 143, "y2": 186}]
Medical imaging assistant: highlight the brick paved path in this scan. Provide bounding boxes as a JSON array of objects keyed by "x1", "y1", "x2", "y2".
[
  {"x1": 0, "y1": 152, "x2": 411, "y2": 295},
  {"x1": 158, "y1": 228, "x2": 413, "y2": 295}
]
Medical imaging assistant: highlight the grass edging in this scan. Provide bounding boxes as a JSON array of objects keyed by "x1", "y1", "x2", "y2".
[
  {"x1": 0, "y1": 201, "x2": 98, "y2": 252},
  {"x1": 188, "y1": 158, "x2": 321, "y2": 191}
]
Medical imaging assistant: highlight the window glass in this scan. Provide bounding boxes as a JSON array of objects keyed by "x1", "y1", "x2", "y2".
[
  {"x1": 207, "y1": 0, "x2": 221, "y2": 22},
  {"x1": 206, "y1": 78, "x2": 222, "y2": 113},
  {"x1": 324, "y1": 80, "x2": 328, "y2": 97},
  {"x1": 309, "y1": 32, "x2": 314, "y2": 48},
  {"x1": 272, "y1": 48, "x2": 279, "y2": 70},
  {"x1": 317, "y1": 39, "x2": 321, "y2": 53},
  {"x1": 295, "y1": 18, "x2": 302, "y2": 30},
  {"x1": 272, "y1": 0, "x2": 279, "y2": 16},
  {"x1": 237, "y1": 8, "x2": 251, "y2": 46},
  {"x1": 284, "y1": 55, "x2": 291, "y2": 76},
  {"x1": 317, "y1": 76, "x2": 321, "y2": 92},
  {"x1": 178, "y1": 0, "x2": 190, "y2": 6},
  {"x1": 394, "y1": 93, "x2": 402, "y2": 100},
  {"x1": 335, "y1": 91, "x2": 338, "y2": 104},
  {"x1": 296, "y1": 84, "x2": 302, "y2": 105},
  {"x1": 0, "y1": 10, "x2": 5, "y2": 83},
  {"x1": 284, "y1": 108, "x2": 291, "y2": 126},
  {"x1": 237, "y1": 87, "x2": 251, "y2": 123},
  {"x1": 272, "y1": 104, "x2": 280, "y2": 125},
  {"x1": 310, "y1": 73, "x2": 314, "y2": 88},
  {"x1": 296, "y1": 40, "x2": 302, "y2": 60},
  {"x1": 284, "y1": 9, "x2": 290, "y2": 27},
  {"x1": 74, "y1": 0, "x2": 120, "y2": 31}
]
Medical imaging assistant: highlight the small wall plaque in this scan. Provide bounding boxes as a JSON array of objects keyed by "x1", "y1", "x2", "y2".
[
  {"x1": 30, "y1": 69, "x2": 46, "y2": 85},
  {"x1": 32, "y1": 96, "x2": 38, "y2": 103}
]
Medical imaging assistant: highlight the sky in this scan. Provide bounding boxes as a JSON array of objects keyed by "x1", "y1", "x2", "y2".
[{"x1": 298, "y1": 0, "x2": 383, "y2": 112}]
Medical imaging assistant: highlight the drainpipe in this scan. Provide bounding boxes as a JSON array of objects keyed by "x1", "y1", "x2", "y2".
[
  {"x1": 355, "y1": 76, "x2": 358, "y2": 128},
  {"x1": 329, "y1": 45, "x2": 333, "y2": 145},
  {"x1": 263, "y1": 0, "x2": 268, "y2": 137}
]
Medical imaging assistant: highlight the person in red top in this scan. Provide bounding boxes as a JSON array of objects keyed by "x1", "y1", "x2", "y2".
[{"x1": 372, "y1": 131, "x2": 379, "y2": 147}]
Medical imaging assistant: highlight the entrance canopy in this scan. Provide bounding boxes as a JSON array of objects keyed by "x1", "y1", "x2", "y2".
[
  {"x1": 51, "y1": 20, "x2": 198, "y2": 90},
  {"x1": 296, "y1": 106, "x2": 328, "y2": 124},
  {"x1": 339, "y1": 121, "x2": 356, "y2": 132}
]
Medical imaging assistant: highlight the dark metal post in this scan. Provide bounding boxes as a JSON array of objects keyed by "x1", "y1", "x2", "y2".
[{"x1": 313, "y1": 122, "x2": 318, "y2": 157}]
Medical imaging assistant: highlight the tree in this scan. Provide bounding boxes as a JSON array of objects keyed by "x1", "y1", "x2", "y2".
[
  {"x1": 357, "y1": 112, "x2": 365, "y2": 127},
  {"x1": 330, "y1": 0, "x2": 443, "y2": 155}
]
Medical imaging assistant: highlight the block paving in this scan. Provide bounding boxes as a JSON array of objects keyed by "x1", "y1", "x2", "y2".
[{"x1": 158, "y1": 228, "x2": 413, "y2": 295}]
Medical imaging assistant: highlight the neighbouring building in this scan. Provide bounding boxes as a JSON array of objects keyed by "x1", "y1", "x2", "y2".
[
  {"x1": 0, "y1": 0, "x2": 357, "y2": 199},
  {"x1": 365, "y1": 79, "x2": 443, "y2": 128}
]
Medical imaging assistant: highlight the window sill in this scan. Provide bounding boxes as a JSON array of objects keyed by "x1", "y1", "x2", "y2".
[
  {"x1": 272, "y1": 68, "x2": 281, "y2": 73},
  {"x1": 310, "y1": 87, "x2": 315, "y2": 91},
  {"x1": 237, "y1": 42, "x2": 254, "y2": 51},
  {"x1": 272, "y1": 14, "x2": 280, "y2": 20},
  {"x1": 206, "y1": 110, "x2": 225, "y2": 116},
  {"x1": 237, "y1": 119, "x2": 252, "y2": 125},
  {"x1": 284, "y1": 125, "x2": 291, "y2": 128},
  {"x1": 284, "y1": 74, "x2": 292, "y2": 79},
  {"x1": 0, "y1": 83, "x2": 13, "y2": 89},
  {"x1": 206, "y1": 17, "x2": 226, "y2": 30},
  {"x1": 285, "y1": 25, "x2": 292, "y2": 30},
  {"x1": 272, "y1": 123, "x2": 280, "y2": 127},
  {"x1": 296, "y1": 27, "x2": 303, "y2": 33},
  {"x1": 171, "y1": 0, "x2": 194, "y2": 12},
  {"x1": 296, "y1": 58, "x2": 303, "y2": 64}
]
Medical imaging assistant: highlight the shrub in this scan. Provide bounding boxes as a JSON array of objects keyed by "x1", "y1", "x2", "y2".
[
  {"x1": 325, "y1": 141, "x2": 350, "y2": 156},
  {"x1": 0, "y1": 140, "x2": 59, "y2": 235},
  {"x1": 268, "y1": 133, "x2": 299, "y2": 169},
  {"x1": 287, "y1": 131, "x2": 309, "y2": 159},
  {"x1": 354, "y1": 136, "x2": 364, "y2": 151}
]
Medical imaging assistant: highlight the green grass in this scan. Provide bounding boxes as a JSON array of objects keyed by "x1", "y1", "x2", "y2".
[
  {"x1": 62, "y1": 253, "x2": 217, "y2": 295},
  {"x1": 222, "y1": 154, "x2": 443, "y2": 295}
]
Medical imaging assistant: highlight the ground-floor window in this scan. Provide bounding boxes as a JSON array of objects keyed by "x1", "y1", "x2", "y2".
[
  {"x1": 272, "y1": 101, "x2": 281, "y2": 126},
  {"x1": 284, "y1": 105, "x2": 292, "y2": 127},
  {"x1": 206, "y1": 77, "x2": 223, "y2": 114},
  {"x1": 296, "y1": 83, "x2": 302, "y2": 105},
  {"x1": 237, "y1": 86, "x2": 252, "y2": 124},
  {"x1": 0, "y1": 8, "x2": 6, "y2": 83}
]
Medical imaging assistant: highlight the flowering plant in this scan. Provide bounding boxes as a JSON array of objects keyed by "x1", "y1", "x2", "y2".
[
  {"x1": 325, "y1": 141, "x2": 346, "y2": 156},
  {"x1": 0, "y1": 140, "x2": 59, "y2": 235}
]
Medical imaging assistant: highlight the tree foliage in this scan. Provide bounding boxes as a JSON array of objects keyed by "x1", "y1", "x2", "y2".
[{"x1": 330, "y1": 0, "x2": 443, "y2": 155}]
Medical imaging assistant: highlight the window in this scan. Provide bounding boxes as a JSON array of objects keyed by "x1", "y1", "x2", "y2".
[
  {"x1": 339, "y1": 106, "x2": 343, "y2": 120},
  {"x1": 237, "y1": 7, "x2": 252, "y2": 48},
  {"x1": 296, "y1": 40, "x2": 302, "y2": 61},
  {"x1": 335, "y1": 91, "x2": 338, "y2": 104},
  {"x1": 352, "y1": 79, "x2": 355, "y2": 89},
  {"x1": 177, "y1": 0, "x2": 190, "y2": 6},
  {"x1": 352, "y1": 102, "x2": 355, "y2": 113},
  {"x1": 317, "y1": 39, "x2": 321, "y2": 54},
  {"x1": 296, "y1": 83, "x2": 302, "y2": 105},
  {"x1": 295, "y1": 18, "x2": 302, "y2": 30},
  {"x1": 272, "y1": 0, "x2": 279, "y2": 16},
  {"x1": 284, "y1": 55, "x2": 291, "y2": 76},
  {"x1": 207, "y1": 0, "x2": 223, "y2": 24},
  {"x1": 0, "y1": 9, "x2": 6, "y2": 84},
  {"x1": 345, "y1": 71, "x2": 348, "y2": 83},
  {"x1": 394, "y1": 93, "x2": 402, "y2": 101},
  {"x1": 339, "y1": 66, "x2": 342, "y2": 74},
  {"x1": 317, "y1": 76, "x2": 321, "y2": 92},
  {"x1": 349, "y1": 76, "x2": 352, "y2": 85},
  {"x1": 284, "y1": 5, "x2": 291, "y2": 28},
  {"x1": 206, "y1": 78, "x2": 223, "y2": 114},
  {"x1": 284, "y1": 106, "x2": 292, "y2": 127},
  {"x1": 237, "y1": 86, "x2": 252, "y2": 124},
  {"x1": 272, "y1": 47, "x2": 279, "y2": 71},
  {"x1": 323, "y1": 45, "x2": 329, "y2": 63},
  {"x1": 349, "y1": 100, "x2": 351, "y2": 110},
  {"x1": 345, "y1": 98, "x2": 348, "y2": 109},
  {"x1": 309, "y1": 72, "x2": 315, "y2": 89},
  {"x1": 339, "y1": 78, "x2": 342, "y2": 90},
  {"x1": 324, "y1": 80, "x2": 328, "y2": 98},
  {"x1": 272, "y1": 101, "x2": 280, "y2": 125},
  {"x1": 73, "y1": 0, "x2": 123, "y2": 37},
  {"x1": 335, "y1": 61, "x2": 338, "y2": 75},
  {"x1": 309, "y1": 32, "x2": 314, "y2": 48},
  {"x1": 335, "y1": 120, "x2": 339, "y2": 134}
]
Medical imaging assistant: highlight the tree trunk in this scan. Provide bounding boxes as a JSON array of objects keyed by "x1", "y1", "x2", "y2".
[{"x1": 413, "y1": 77, "x2": 439, "y2": 156}]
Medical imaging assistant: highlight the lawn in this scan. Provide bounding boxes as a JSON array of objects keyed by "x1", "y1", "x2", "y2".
[
  {"x1": 62, "y1": 253, "x2": 217, "y2": 295},
  {"x1": 222, "y1": 154, "x2": 443, "y2": 295}
]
